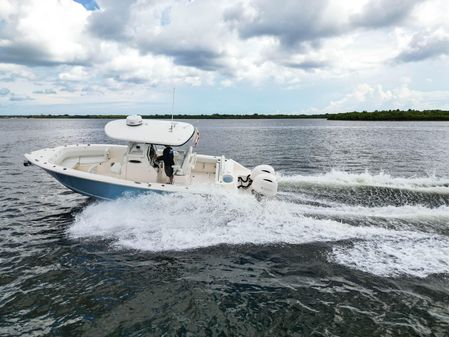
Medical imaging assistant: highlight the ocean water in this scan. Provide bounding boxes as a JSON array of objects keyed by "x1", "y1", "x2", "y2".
[{"x1": 1, "y1": 118, "x2": 449, "y2": 336}]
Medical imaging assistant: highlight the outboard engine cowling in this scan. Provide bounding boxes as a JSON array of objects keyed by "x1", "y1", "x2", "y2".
[
  {"x1": 251, "y1": 172, "x2": 278, "y2": 197},
  {"x1": 250, "y1": 165, "x2": 275, "y2": 180},
  {"x1": 238, "y1": 164, "x2": 278, "y2": 197}
]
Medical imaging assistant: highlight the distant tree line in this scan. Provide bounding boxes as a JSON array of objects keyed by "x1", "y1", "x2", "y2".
[
  {"x1": 327, "y1": 109, "x2": 449, "y2": 121},
  {"x1": 2, "y1": 110, "x2": 449, "y2": 121}
]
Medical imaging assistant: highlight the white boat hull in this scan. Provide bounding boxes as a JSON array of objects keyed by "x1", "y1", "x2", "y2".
[{"x1": 24, "y1": 144, "x2": 278, "y2": 199}]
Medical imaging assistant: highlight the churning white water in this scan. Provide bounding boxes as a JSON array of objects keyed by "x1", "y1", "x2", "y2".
[
  {"x1": 279, "y1": 169, "x2": 449, "y2": 193},
  {"x1": 70, "y1": 171, "x2": 449, "y2": 278}
]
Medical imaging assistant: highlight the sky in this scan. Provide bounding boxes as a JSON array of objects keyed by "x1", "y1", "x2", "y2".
[{"x1": 0, "y1": 0, "x2": 449, "y2": 115}]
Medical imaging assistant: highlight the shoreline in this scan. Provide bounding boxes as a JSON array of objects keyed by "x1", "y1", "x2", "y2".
[
  {"x1": 0, "y1": 114, "x2": 326, "y2": 120},
  {"x1": 1, "y1": 110, "x2": 449, "y2": 121}
]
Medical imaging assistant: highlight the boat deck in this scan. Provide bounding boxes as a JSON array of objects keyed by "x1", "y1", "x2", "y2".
[
  {"x1": 70, "y1": 152, "x2": 219, "y2": 186},
  {"x1": 25, "y1": 144, "x2": 252, "y2": 194}
]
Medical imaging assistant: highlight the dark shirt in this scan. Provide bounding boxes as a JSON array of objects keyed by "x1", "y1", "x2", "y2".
[{"x1": 161, "y1": 146, "x2": 174, "y2": 177}]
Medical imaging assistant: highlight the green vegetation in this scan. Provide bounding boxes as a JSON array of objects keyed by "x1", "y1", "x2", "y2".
[
  {"x1": 1, "y1": 110, "x2": 449, "y2": 121},
  {"x1": 327, "y1": 109, "x2": 449, "y2": 121}
]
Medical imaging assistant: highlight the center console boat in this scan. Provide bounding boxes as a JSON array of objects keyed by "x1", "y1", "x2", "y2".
[{"x1": 24, "y1": 116, "x2": 278, "y2": 200}]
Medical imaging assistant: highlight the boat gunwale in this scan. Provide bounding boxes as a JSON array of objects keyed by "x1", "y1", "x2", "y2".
[{"x1": 24, "y1": 144, "x2": 229, "y2": 196}]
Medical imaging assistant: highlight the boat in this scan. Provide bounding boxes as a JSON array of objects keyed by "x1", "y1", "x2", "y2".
[{"x1": 24, "y1": 115, "x2": 278, "y2": 200}]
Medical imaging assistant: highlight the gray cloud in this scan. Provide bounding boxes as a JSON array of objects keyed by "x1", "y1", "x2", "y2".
[
  {"x1": 0, "y1": 1, "x2": 91, "y2": 68},
  {"x1": 0, "y1": 42, "x2": 88, "y2": 67},
  {"x1": 234, "y1": 0, "x2": 343, "y2": 48},
  {"x1": 0, "y1": 88, "x2": 10, "y2": 96},
  {"x1": 59, "y1": 86, "x2": 79, "y2": 93},
  {"x1": 0, "y1": 74, "x2": 16, "y2": 82},
  {"x1": 87, "y1": 0, "x2": 424, "y2": 74},
  {"x1": 0, "y1": 43, "x2": 88, "y2": 67},
  {"x1": 351, "y1": 0, "x2": 422, "y2": 28},
  {"x1": 232, "y1": 0, "x2": 422, "y2": 49},
  {"x1": 106, "y1": 73, "x2": 148, "y2": 84},
  {"x1": 0, "y1": 44, "x2": 59, "y2": 67},
  {"x1": 33, "y1": 89, "x2": 57, "y2": 94},
  {"x1": 88, "y1": 0, "x2": 131, "y2": 41},
  {"x1": 395, "y1": 31, "x2": 449, "y2": 63},
  {"x1": 0, "y1": 0, "x2": 438, "y2": 91},
  {"x1": 88, "y1": 1, "x2": 226, "y2": 71},
  {"x1": 283, "y1": 59, "x2": 328, "y2": 71},
  {"x1": 154, "y1": 47, "x2": 223, "y2": 71},
  {"x1": 9, "y1": 95, "x2": 33, "y2": 101},
  {"x1": 0, "y1": 87, "x2": 33, "y2": 101}
]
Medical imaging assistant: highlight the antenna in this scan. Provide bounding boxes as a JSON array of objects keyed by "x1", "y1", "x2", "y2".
[{"x1": 170, "y1": 87, "x2": 175, "y2": 131}]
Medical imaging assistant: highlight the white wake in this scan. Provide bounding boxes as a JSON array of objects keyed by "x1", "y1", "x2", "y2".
[
  {"x1": 69, "y1": 189, "x2": 449, "y2": 278},
  {"x1": 279, "y1": 169, "x2": 449, "y2": 193}
]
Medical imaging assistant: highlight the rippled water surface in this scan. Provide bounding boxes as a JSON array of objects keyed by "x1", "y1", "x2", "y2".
[{"x1": 1, "y1": 118, "x2": 449, "y2": 336}]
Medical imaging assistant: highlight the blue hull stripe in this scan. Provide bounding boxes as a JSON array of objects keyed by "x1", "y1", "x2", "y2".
[{"x1": 48, "y1": 171, "x2": 165, "y2": 200}]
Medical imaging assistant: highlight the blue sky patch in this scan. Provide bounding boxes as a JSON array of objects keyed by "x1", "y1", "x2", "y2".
[{"x1": 73, "y1": 0, "x2": 99, "y2": 11}]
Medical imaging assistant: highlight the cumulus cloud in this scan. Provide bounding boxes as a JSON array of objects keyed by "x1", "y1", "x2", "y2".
[
  {"x1": 395, "y1": 29, "x2": 449, "y2": 62},
  {"x1": 0, "y1": 0, "x2": 91, "y2": 66},
  {"x1": 0, "y1": 63, "x2": 36, "y2": 82},
  {"x1": 233, "y1": 0, "x2": 349, "y2": 47},
  {"x1": 0, "y1": 0, "x2": 448, "y2": 113},
  {"x1": 0, "y1": 87, "x2": 34, "y2": 102},
  {"x1": 0, "y1": 88, "x2": 10, "y2": 96},
  {"x1": 33, "y1": 89, "x2": 57, "y2": 94},
  {"x1": 88, "y1": 0, "x2": 130, "y2": 40},
  {"x1": 58, "y1": 66, "x2": 91, "y2": 81},
  {"x1": 231, "y1": 0, "x2": 422, "y2": 49},
  {"x1": 322, "y1": 83, "x2": 449, "y2": 113},
  {"x1": 351, "y1": 0, "x2": 422, "y2": 28},
  {"x1": 9, "y1": 94, "x2": 33, "y2": 101},
  {"x1": 108, "y1": 1, "x2": 230, "y2": 71},
  {"x1": 283, "y1": 59, "x2": 329, "y2": 71},
  {"x1": 0, "y1": 0, "x2": 430, "y2": 75}
]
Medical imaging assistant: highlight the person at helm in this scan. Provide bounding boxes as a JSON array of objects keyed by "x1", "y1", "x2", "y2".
[{"x1": 158, "y1": 145, "x2": 175, "y2": 184}]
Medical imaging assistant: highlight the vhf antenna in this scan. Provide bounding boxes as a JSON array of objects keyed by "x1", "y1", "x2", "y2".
[{"x1": 170, "y1": 87, "x2": 175, "y2": 131}]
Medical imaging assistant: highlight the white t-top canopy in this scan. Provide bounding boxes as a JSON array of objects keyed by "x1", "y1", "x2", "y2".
[{"x1": 105, "y1": 118, "x2": 195, "y2": 146}]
